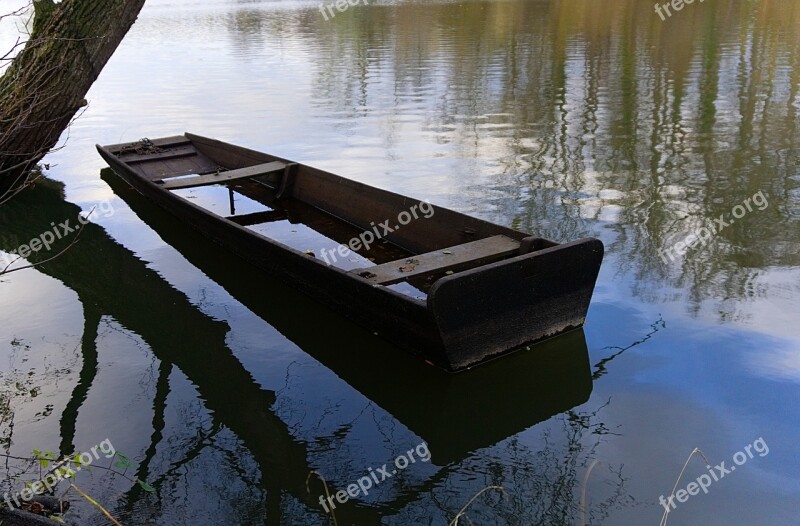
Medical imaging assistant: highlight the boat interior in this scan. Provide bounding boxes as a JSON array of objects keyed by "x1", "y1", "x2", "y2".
[{"x1": 104, "y1": 135, "x2": 557, "y2": 299}]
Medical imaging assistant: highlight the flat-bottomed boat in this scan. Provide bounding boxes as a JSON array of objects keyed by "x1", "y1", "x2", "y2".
[{"x1": 97, "y1": 133, "x2": 603, "y2": 371}]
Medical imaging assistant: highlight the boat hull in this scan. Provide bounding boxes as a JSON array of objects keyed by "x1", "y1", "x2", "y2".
[{"x1": 97, "y1": 134, "x2": 604, "y2": 371}]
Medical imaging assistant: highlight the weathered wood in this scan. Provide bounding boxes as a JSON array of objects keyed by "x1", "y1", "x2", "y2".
[
  {"x1": 105, "y1": 136, "x2": 190, "y2": 154},
  {"x1": 429, "y1": 238, "x2": 605, "y2": 370},
  {"x1": 186, "y1": 132, "x2": 283, "y2": 170},
  {"x1": 520, "y1": 236, "x2": 557, "y2": 254},
  {"x1": 158, "y1": 155, "x2": 218, "y2": 180},
  {"x1": 158, "y1": 161, "x2": 286, "y2": 190},
  {"x1": 184, "y1": 133, "x2": 527, "y2": 253},
  {"x1": 121, "y1": 145, "x2": 197, "y2": 164},
  {"x1": 351, "y1": 235, "x2": 521, "y2": 285},
  {"x1": 226, "y1": 180, "x2": 414, "y2": 265},
  {"x1": 97, "y1": 135, "x2": 605, "y2": 371},
  {"x1": 286, "y1": 163, "x2": 525, "y2": 254},
  {"x1": 151, "y1": 152, "x2": 219, "y2": 180}
]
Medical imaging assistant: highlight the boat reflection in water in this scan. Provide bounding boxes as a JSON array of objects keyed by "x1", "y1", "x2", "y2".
[{"x1": 103, "y1": 167, "x2": 594, "y2": 465}]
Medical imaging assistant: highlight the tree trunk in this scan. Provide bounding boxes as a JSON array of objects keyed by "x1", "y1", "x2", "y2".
[{"x1": 0, "y1": 0, "x2": 146, "y2": 192}]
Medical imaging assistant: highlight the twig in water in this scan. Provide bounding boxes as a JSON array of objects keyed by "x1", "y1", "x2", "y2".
[
  {"x1": 578, "y1": 459, "x2": 603, "y2": 526},
  {"x1": 449, "y1": 485, "x2": 505, "y2": 526},
  {"x1": 593, "y1": 315, "x2": 665, "y2": 379},
  {"x1": 659, "y1": 447, "x2": 711, "y2": 526},
  {"x1": 306, "y1": 470, "x2": 338, "y2": 526},
  {"x1": 68, "y1": 483, "x2": 124, "y2": 526}
]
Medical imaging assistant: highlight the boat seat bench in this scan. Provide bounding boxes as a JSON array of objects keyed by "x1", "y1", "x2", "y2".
[
  {"x1": 351, "y1": 235, "x2": 521, "y2": 285},
  {"x1": 158, "y1": 161, "x2": 287, "y2": 190}
]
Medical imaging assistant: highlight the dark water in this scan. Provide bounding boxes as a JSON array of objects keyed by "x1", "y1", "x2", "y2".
[{"x1": 1, "y1": 0, "x2": 798, "y2": 524}]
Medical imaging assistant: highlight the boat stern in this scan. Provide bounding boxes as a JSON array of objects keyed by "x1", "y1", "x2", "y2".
[{"x1": 427, "y1": 237, "x2": 604, "y2": 371}]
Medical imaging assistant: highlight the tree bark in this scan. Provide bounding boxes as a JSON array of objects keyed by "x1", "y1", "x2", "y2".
[{"x1": 0, "y1": 0, "x2": 147, "y2": 192}]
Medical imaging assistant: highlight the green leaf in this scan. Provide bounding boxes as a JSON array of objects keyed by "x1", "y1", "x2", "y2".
[
  {"x1": 32, "y1": 449, "x2": 51, "y2": 468},
  {"x1": 137, "y1": 479, "x2": 156, "y2": 493},
  {"x1": 114, "y1": 453, "x2": 135, "y2": 469}
]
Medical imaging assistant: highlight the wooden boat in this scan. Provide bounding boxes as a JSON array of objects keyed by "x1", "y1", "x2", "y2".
[
  {"x1": 101, "y1": 167, "x2": 594, "y2": 463},
  {"x1": 97, "y1": 133, "x2": 604, "y2": 371}
]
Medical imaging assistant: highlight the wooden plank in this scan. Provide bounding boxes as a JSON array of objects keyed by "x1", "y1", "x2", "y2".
[
  {"x1": 162, "y1": 157, "x2": 209, "y2": 178},
  {"x1": 159, "y1": 161, "x2": 287, "y2": 190},
  {"x1": 139, "y1": 154, "x2": 217, "y2": 181},
  {"x1": 106, "y1": 135, "x2": 190, "y2": 153},
  {"x1": 122, "y1": 145, "x2": 198, "y2": 164},
  {"x1": 187, "y1": 132, "x2": 285, "y2": 170},
  {"x1": 291, "y1": 167, "x2": 524, "y2": 254},
  {"x1": 351, "y1": 235, "x2": 520, "y2": 285},
  {"x1": 140, "y1": 160, "x2": 173, "y2": 181}
]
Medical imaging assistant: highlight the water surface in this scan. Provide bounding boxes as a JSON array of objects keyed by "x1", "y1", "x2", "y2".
[{"x1": 0, "y1": 1, "x2": 798, "y2": 524}]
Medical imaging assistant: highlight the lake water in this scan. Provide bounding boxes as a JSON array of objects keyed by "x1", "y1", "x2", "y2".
[{"x1": 1, "y1": 0, "x2": 798, "y2": 524}]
